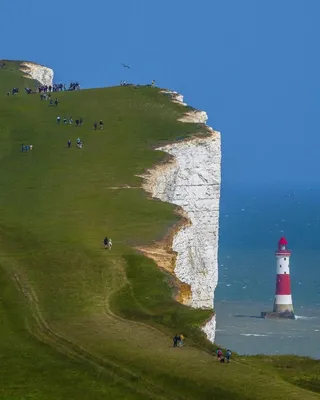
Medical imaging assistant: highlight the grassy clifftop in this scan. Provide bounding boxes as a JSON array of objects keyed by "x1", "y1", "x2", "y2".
[{"x1": 0, "y1": 60, "x2": 319, "y2": 400}]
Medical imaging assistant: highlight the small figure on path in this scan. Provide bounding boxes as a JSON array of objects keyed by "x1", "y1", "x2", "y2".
[
  {"x1": 173, "y1": 334, "x2": 180, "y2": 348},
  {"x1": 99, "y1": 120, "x2": 104, "y2": 130},
  {"x1": 226, "y1": 349, "x2": 232, "y2": 363},
  {"x1": 178, "y1": 334, "x2": 184, "y2": 347}
]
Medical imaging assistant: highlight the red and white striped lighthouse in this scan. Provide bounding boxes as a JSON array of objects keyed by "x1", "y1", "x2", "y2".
[{"x1": 272, "y1": 236, "x2": 295, "y2": 318}]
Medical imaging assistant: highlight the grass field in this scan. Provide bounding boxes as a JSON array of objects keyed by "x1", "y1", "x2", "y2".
[{"x1": 0, "y1": 60, "x2": 319, "y2": 399}]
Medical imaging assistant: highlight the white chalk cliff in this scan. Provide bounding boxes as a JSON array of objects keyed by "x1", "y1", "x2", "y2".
[
  {"x1": 20, "y1": 62, "x2": 54, "y2": 87},
  {"x1": 141, "y1": 91, "x2": 221, "y2": 342}
]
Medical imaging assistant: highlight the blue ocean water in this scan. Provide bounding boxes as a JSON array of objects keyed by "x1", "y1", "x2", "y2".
[{"x1": 215, "y1": 184, "x2": 320, "y2": 358}]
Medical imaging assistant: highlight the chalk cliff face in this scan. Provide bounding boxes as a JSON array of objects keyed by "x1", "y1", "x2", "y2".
[
  {"x1": 20, "y1": 62, "x2": 54, "y2": 87},
  {"x1": 141, "y1": 91, "x2": 221, "y2": 342}
]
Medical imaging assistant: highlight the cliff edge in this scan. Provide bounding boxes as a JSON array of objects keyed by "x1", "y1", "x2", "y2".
[
  {"x1": 20, "y1": 62, "x2": 54, "y2": 86},
  {"x1": 140, "y1": 91, "x2": 221, "y2": 343}
]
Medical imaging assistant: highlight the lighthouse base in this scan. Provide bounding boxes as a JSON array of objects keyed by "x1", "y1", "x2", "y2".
[{"x1": 261, "y1": 311, "x2": 295, "y2": 320}]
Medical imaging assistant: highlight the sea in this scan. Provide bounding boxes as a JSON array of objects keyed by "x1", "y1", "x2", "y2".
[{"x1": 215, "y1": 184, "x2": 320, "y2": 359}]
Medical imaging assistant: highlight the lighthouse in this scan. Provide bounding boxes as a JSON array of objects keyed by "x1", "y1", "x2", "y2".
[{"x1": 261, "y1": 237, "x2": 295, "y2": 320}]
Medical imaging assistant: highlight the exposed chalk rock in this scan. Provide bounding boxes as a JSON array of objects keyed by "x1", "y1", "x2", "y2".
[
  {"x1": 20, "y1": 62, "x2": 54, "y2": 87},
  {"x1": 141, "y1": 94, "x2": 221, "y2": 342},
  {"x1": 161, "y1": 90, "x2": 187, "y2": 106},
  {"x1": 178, "y1": 110, "x2": 208, "y2": 124},
  {"x1": 202, "y1": 314, "x2": 216, "y2": 343}
]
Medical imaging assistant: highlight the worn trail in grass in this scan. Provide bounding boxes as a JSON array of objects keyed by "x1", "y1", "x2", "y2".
[{"x1": 0, "y1": 61, "x2": 319, "y2": 399}]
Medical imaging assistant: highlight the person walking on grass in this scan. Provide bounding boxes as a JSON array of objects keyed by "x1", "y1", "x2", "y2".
[
  {"x1": 57, "y1": 116, "x2": 61, "y2": 124},
  {"x1": 103, "y1": 237, "x2": 109, "y2": 249},
  {"x1": 80, "y1": 117, "x2": 83, "y2": 126},
  {"x1": 99, "y1": 120, "x2": 104, "y2": 130},
  {"x1": 178, "y1": 334, "x2": 184, "y2": 347},
  {"x1": 226, "y1": 349, "x2": 232, "y2": 363},
  {"x1": 68, "y1": 140, "x2": 71, "y2": 148},
  {"x1": 93, "y1": 121, "x2": 97, "y2": 130},
  {"x1": 173, "y1": 334, "x2": 180, "y2": 348},
  {"x1": 54, "y1": 98, "x2": 59, "y2": 106},
  {"x1": 216, "y1": 348, "x2": 223, "y2": 361}
]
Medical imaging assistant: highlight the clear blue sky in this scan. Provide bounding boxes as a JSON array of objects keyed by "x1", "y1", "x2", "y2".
[{"x1": 2, "y1": 0, "x2": 320, "y2": 188}]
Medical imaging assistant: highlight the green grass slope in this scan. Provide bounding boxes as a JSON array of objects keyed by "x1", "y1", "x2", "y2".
[{"x1": 0, "y1": 60, "x2": 319, "y2": 400}]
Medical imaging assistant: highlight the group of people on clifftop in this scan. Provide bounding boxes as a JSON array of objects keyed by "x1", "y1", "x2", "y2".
[{"x1": 38, "y1": 82, "x2": 80, "y2": 93}]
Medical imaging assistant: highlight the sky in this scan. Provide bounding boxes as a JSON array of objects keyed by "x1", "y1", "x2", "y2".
[{"x1": 2, "y1": 0, "x2": 320, "y2": 189}]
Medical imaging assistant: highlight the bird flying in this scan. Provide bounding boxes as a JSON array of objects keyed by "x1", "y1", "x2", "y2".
[{"x1": 121, "y1": 63, "x2": 131, "y2": 69}]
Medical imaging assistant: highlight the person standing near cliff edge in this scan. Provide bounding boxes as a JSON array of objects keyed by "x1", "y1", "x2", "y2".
[{"x1": 173, "y1": 334, "x2": 180, "y2": 347}]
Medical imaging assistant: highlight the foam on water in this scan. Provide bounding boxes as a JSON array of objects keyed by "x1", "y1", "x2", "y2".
[
  {"x1": 295, "y1": 315, "x2": 317, "y2": 320},
  {"x1": 240, "y1": 333, "x2": 269, "y2": 337}
]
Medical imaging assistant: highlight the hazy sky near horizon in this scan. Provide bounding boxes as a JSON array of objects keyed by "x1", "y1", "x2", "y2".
[{"x1": 2, "y1": 1, "x2": 320, "y2": 188}]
